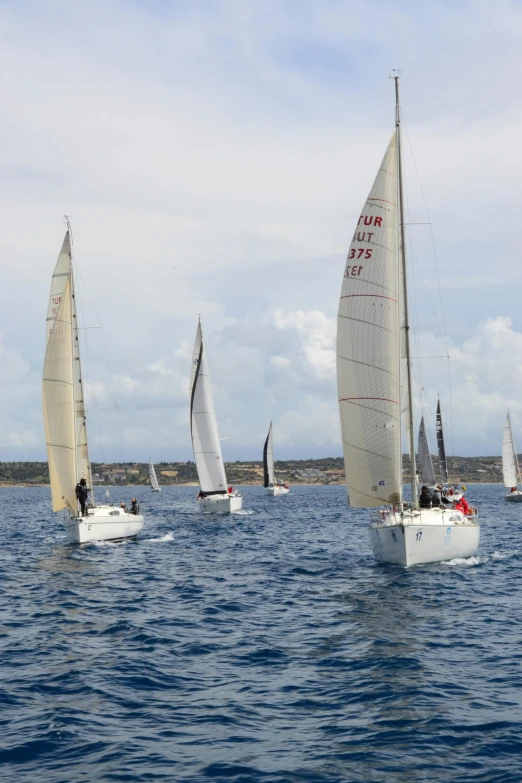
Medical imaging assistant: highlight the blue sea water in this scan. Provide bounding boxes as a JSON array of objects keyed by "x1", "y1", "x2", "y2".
[{"x1": 0, "y1": 483, "x2": 521, "y2": 783}]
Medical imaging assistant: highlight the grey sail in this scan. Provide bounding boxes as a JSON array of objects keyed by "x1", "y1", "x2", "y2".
[
  {"x1": 436, "y1": 398, "x2": 448, "y2": 483},
  {"x1": 417, "y1": 415, "x2": 435, "y2": 485}
]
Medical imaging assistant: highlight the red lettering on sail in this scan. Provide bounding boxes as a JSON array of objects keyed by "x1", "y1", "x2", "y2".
[{"x1": 345, "y1": 265, "x2": 364, "y2": 278}]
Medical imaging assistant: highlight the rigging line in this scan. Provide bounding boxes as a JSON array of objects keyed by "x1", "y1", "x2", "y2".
[
  {"x1": 446, "y1": 357, "x2": 457, "y2": 482},
  {"x1": 72, "y1": 260, "x2": 125, "y2": 466}
]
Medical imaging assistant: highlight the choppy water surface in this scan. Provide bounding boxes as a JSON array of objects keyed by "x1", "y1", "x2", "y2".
[{"x1": 1, "y1": 484, "x2": 521, "y2": 782}]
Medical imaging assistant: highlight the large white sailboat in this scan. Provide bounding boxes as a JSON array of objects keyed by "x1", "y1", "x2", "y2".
[
  {"x1": 149, "y1": 459, "x2": 161, "y2": 492},
  {"x1": 336, "y1": 77, "x2": 479, "y2": 566},
  {"x1": 189, "y1": 319, "x2": 242, "y2": 513},
  {"x1": 42, "y1": 223, "x2": 144, "y2": 543},
  {"x1": 263, "y1": 422, "x2": 290, "y2": 496},
  {"x1": 502, "y1": 411, "x2": 522, "y2": 501}
]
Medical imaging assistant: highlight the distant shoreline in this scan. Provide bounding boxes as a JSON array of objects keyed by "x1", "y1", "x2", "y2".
[{"x1": 0, "y1": 482, "x2": 505, "y2": 489}]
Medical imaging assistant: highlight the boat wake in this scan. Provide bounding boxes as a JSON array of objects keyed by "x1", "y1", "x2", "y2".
[
  {"x1": 443, "y1": 549, "x2": 519, "y2": 567},
  {"x1": 146, "y1": 532, "x2": 175, "y2": 543}
]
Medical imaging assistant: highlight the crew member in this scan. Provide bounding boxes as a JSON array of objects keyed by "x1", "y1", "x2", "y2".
[
  {"x1": 75, "y1": 477, "x2": 89, "y2": 516},
  {"x1": 130, "y1": 498, "x2": 138, "y2": 515},
  {"x1": 419, "y1": 485, "x2": 432, "y2": 508}
]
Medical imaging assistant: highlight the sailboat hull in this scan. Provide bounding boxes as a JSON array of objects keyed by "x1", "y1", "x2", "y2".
[
  {"x1": 151, "y1": 488, "x2": 161, "y2": 492},
  {"x1": 505, "y1": 491, "x2": 522, "y2": 502},
  {"x1": 199, "y1": 494, "x2": 243, "y2": 513},
  {"x1": 266, "y1": 485, "x2": 290, "y2": 496},
  {"x1": 65, "y1": 506, "x2": 144, "y2": 543},
  {"x1": 369, "y1": 508, "x2": 480, "y2": 566}
]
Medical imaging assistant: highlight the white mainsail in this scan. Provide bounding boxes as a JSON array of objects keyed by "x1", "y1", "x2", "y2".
[
  {"x1": 42, "y1": 275, "x2": 77, "y2": 512},
  {"x1": 263, "y1": 421, "x2": 275, "y2": 487},
  {"x1": 418, "y1": 415, "x2": 435, "y2": 485},
  {"x1": 189, "y1": 320, "x2": 228, "y2": 494},
  {"x1": 336, "y1": 132, "x2": 402, "y2": 507},
  {"x1": 502, "y1": 411, "x2": 520, "y2": 489},
  {"x1": 46, "y1": 232, "x2": 71, "y2": 343},
  {"x1": 149, "y1": 458, "x2": 160, "y2": 491}
]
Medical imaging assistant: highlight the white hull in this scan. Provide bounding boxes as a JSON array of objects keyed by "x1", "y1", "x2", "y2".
[
  {"x1": 199, "y1": 493, "x2": 243, "y2": 513},
  {"x1": 369, "y1": 507, "x2": 480, "y2": 566},
  {"x1": 151, "y1": 488, "x2": 161, "y2": 492},
  {"x1": 505, "y1": 491, "x2": 522, "y2": 502},
  {"x1": 65, "y1": 505, "x2": 144, "y2": 544},
  {"x1": 266, "y1": 484, "x2": 290, "y2": 496}
]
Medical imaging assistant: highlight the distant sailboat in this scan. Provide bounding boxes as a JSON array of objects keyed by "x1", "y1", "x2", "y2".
[
  {"x1": 336, "y1": 76, "x2": 479, "y2": 566},
  {"x1": 436, "y1": 398, "x2": 462, "y2": 500},
  {"x1": 502, "y1": 411, "x2": 522, "y2": 501},
  {"x1": 149, "y1": 459, "x2": 161, "y2": 492},
  {"x1": 42, "y1": 222, "x2": 144, "y2": 543},
  {"x1": 189, "y1": 318, "x2": 242, "y2": 513},
  {"x1": 417, "y1": 415, "x2": 435, "y2": 486},
  {"x1": 263, "y1": 422, "x2": 289, "y2": 496}
]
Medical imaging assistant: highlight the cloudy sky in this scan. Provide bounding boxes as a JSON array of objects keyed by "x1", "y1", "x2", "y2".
[{"x1": 1, "y1": 0, "x2": 522, "y2": 463}]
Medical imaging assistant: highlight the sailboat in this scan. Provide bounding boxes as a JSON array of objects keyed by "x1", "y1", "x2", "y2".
[
  {"x1": 263, "y1": 422, "x2": 290, "y2": 496},
  {"x1": 336, "y1": 76, "x2": 479, "y2": 566},
  {"x1": 42, "y1": 222, "x2": 144, "y2": 543},
  {"x1": 189, "y1": 318, "x2": 242, "y2": 513},
  {"x1": 502, "y1": 411, "x2": 522, "y2": 501},
  {"x1": 149, "y1": 459, "x2": 161, "y2": 492},
  {"x1": 436, "y1": 398, "x2": 463, "y2": 501},
  {"x1": 417, "y1": 415, "x2": 435, "y2": 486}
]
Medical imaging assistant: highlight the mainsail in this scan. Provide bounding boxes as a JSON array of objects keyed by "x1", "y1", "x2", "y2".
[
  {"x1": 46, "y1": 232, "x2": 71, "y2": 343},
  {"x1": 189, "y1": 320, "x2": 228, "y2": 494},
  {"x1": 263, "y1": 422, "x2": 275, "y2": 487},
  {"x1": 336, "y1": 131, "x2": 402, "y2": 507},
  {"x1": 436, "y1": 398, "x2": 448, "y2": 483},
  {"x1": 149, "y1": 458, "x2": 160, "y2": 491},
  {"x1": 502, "y1": 411, "x2": 520, "y2": 489},
  {"x1": 418, "y1": 415, "x2": 435, "y2": 485}
]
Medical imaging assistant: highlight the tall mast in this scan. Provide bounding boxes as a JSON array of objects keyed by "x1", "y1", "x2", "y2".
[{"x1": 394, "y1": 75, "x2": 417, "y2": 508}]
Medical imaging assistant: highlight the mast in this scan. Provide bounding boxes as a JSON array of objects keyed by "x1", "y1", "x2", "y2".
[
  {"x1": 394, "y1": 75, "x2": 417, "y2": 508},
  {"x1": 67, "y1": 216, "x2": 94, "y2": 509}
]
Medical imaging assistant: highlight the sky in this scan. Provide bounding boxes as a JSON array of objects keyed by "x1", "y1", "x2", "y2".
[{"x1": 2, "y1": 0, "x2": 522, "y2": 463}]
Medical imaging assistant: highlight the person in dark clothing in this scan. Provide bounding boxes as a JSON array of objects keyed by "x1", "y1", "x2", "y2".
[
  {"x1": 130, "y1": 498, "x2": 138, "y2": 515},
  {"x1": 419, "y1": 485, "x2": 432, "y2": 508},
  {"x1": 75, "y1": 477, "x2": 89, "y2": 516}
]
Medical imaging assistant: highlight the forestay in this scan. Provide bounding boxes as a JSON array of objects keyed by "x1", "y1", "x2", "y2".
[
  {"x1": 336, "y1": 131, "x2": 402, "y2": 507},
  {"x1": 263, "y1": 422, "x2": 275, "y2": 487},
  {"x1": 502, "y1": 411, "x2": 520, "y2": 488},
  {"x1": 190, "y1": 321, "x2": 228, "y2": 494},
  {"x1": 42, "y1": 276, "x2": 77, "y2": 513},
  {"x1": 418, "y1": 415, "x2": 435, "y2": 485}
]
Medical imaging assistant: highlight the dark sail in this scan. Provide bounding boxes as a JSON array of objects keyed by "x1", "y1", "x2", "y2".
[
  {"x1": 262, "y1": 427, "x2": 270, "y2": 488},
  {"x1": 436, "y1": 398, "x2": 448, "y2": 483}
]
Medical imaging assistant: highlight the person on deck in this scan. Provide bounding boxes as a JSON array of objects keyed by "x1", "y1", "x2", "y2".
[
  {"x1": 419, "y1": 486, "x2": 432, "y2": 508},
  {"x1": 456, "y1": 497, "x2": 470, "y2": 516},
  {"x1": 75, "y1": 477, "x2": 89, "y2": 516},
  {"x1": 130, "y1": 498, "x2": 138, "y2": 515},
  {"x1": 120, "y1": 501, "x2": 126, "y2": 512},
  {"x1": 431, "y1": 486, "x2": 442, "y2": 507}
]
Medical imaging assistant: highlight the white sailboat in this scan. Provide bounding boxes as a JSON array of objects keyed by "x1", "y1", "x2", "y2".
[
  {"x1": 42, "y1": 223, "x2": 144, "y2": 543},
  {"x1": 189, "y1": 319, "x2": 242, "y2": 513},
  {"x1": 149, "y1": 458, "x2": 161, "y2": 492},
  {"x1": 263, "y1": 422, "x2": 290, "y2": 496},
  {"x1": 502, "y1": 411, "x2": 522, "y2": 501},
  {"x1": 336, "y1": 77, "x2": 479, "y2": 566}
]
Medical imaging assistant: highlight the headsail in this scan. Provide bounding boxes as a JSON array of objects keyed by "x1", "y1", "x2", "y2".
[
  {"x1": 149, "y1": 458, "x2": 160, "y2": 491},
  {"x1": 417, "y1": 415, "x2": 435, "y2": 485},
  {"x1": 263, "y1": 422, "x2": 275, "y2": 487},
  {"x1": 502, "y1": 411, "x2": 520, "y2": 489},
  {"x1": 436, "y1": 398, "x2": 448, "y2": 483},
  {"x1": 42, "y1": 275, "x2": 77, "y2": 512},
  {"x1": 46, "y1": 232, "x2": 71, "y2": 343},
  {"x1": 189, "y1": 320, "x2": 228, "y2": 494},
  {"x1": 336, "y1": 131, "x2": 402, "y2": 507}
]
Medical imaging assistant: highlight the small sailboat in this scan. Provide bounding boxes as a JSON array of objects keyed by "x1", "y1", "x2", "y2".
[
  {"x1": 149, "y1": 459, "x2": 161, "y2": 492},
  {"x1": 263, "y1": 422, "x2": 290, "y2": 496},
  {"x1": 417, "y1": 415, "x2": 435, "y2": 486},
  {"x1": 502, "y1": 411, "x2": 522, "y2": 501},
  {"x1": 336, "y1": 76, "x2": 479, "y2": 566},
  {"x1": 189, "y1": 318, "x2": 242, "y2": 513},
  {"x1": 436, "y1": 398, "x2": 463, "y2": 501},
  {"x1": 42, "y1": 222, "x2": 144, "y2": 543}
]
